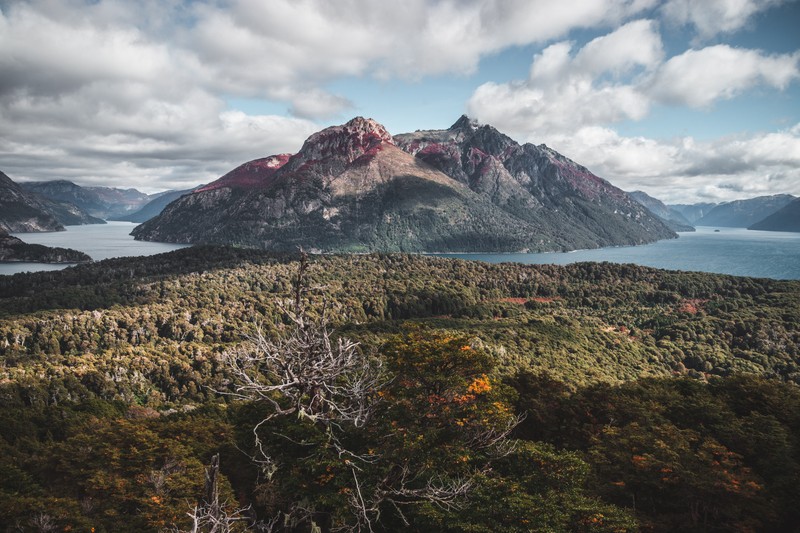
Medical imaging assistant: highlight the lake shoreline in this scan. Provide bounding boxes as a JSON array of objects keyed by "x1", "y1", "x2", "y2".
[{"x1": 3, "y1": 224, "x2": 799, "y2": 280}]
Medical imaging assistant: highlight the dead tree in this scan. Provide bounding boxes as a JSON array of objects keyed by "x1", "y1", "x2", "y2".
[
  {"x1": 176, "y1": 454, "x2": 250, "y2": 533},
  {"x1": 221, "y1": 254, "x2": 518, "y2": 532}
]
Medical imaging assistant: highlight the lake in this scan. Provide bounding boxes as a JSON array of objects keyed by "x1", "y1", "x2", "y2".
[
  {"x1": 2, "y1": 224, "x2": 799, "y2": 280},
  {"x1": 434, "y1": 227, "x2": 800, "y2": 280},
  {"x1": 2, "y1": 221, "x2": 188, "y2": 275}
]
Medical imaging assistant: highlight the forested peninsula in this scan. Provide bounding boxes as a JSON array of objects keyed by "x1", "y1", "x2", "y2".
[
  {"x1": 1, "y1": 248, "x2": 799, "y2": 532},
  {"x1": 0, "y1": 229, "x2": 92, "y2": 264}
]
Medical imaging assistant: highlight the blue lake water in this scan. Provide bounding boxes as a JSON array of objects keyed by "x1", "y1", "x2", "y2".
[
  {"x1": 2, "y1": 221, "x2": 188, "y2": 275},
  {"x1": 433, "y1": 227, "x2": 800, "y2": 280},
  {"x1": 2, "y1": 224, "x2": 799, "y2": 280}
]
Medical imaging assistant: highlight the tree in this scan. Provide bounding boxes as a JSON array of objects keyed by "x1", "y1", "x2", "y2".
[
  {"x1": 222, "y1": 256, "x2": 521, "y2": 531},
  {"x1": 178, "y1": 454, "x2": 251, "y2": 533}
]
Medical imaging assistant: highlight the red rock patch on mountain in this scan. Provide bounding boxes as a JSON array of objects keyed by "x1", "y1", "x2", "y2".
[{"x1": 195, "y1": 154, "x2": 292, "y2": 193}]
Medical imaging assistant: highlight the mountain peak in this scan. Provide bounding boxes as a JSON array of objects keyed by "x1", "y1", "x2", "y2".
[
  {"x1": 344, "y1": 116, "x2": 392, "y2": 137},
  {"x1": 295, "y1": 117, "x2": 394, "y2": 166},
  {"x1": 450, "y1": 115, "x2": 479, "y2": 131}
]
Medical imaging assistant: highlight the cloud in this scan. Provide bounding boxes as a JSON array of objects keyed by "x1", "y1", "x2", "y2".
[
  {"x1": 661, "y1": 0, "x2": 786, "y2": 39},
  {"x1": 649, "y1": 45, "x2": 800, "y2": 107},
  {"x1": 0, "y1": 1, "x2": 320, "y2": 191},
  {"x1": 540, "y1": 125, "x2": 800, "y2": 203},
  {"x1": 0, "y1": 0, "x2": 796, "y2": 200},
  {"x1": 0, "y1": 0, "x2": 661, "y2": 190},
  {"x1": 465, "y1": 15, "x2": 800, "y2": 203},
  {"x1": 468, "y1": 20, "x2": 799, "y2": 137},
  {"x1": 468, "y1": 20, "x2": 663, "y2": 136},
  {"x1": 185, "y1": 0, "x2": 659, "y2": 105}
]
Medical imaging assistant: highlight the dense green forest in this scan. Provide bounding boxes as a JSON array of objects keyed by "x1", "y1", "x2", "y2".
[{"x1": 1, "y1": 248, "x2": 799, "y2": 532}]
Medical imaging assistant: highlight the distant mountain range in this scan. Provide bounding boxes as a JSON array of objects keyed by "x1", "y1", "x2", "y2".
[
  {"x1": 20, "y1": 180, "x2": 154, "y2": 220},
  {"x1": 116, "y1": 188, "x2": 195, "y2": 223},
  {"x1": 6, "y1": 117, "x2": 796, "y2": 246},
  {"x1": 628, "y1": 191, "x2": 694, "y2": 232},
  {"x1": 2, "y1": 174, "x2": 198, "y2": 231},
  {"x1": 0, "y1": 171, "x2": 102, "y2": 232},
  {"x1": 133, "y1": 116, "x2": 676, "y2": 252},
  {"x1": 749, "y1": 198, "x2": 800, "y2": 232},
  {"x1": 691, "y1": 195, "x2": 795, "y2": 228},
  {"x1": 669, "y1": 203, "x2": 718, "y2": 225}
]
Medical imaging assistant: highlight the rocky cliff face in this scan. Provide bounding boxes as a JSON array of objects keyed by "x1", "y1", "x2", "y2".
[{"x1": 134, "y1": 116, "x2": 676, "y2": 252}]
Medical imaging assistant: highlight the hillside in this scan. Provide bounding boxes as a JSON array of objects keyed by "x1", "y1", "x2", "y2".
[
  {"x1": 1, "y1": 248, "x2": 799, "y2": 531},
  {"x1": 22, "y1": 180, "x2": 152, "y2": 220},
  {"x1": 695, "y1": 194, "x2": 795, "y2": 227},
  {"x1": 116, "y1": 188, "x2": 195, "y2": 223},
  {"x1": 0, "y1": 229, "x2": 92, "y2": 263},
  {"x1": 749, "y1": 197, "x2": 800, "y2": 232},
  {"x1": 628, "y1": 190, "x2": 695, "y2": 232},
  {"x1": 669, "y1": 202, "x2": 718, "y2": 224},
  {"x1": 394, "y1": 116, "x2": 676, "y2": 248},
  {"x1": 133, "y1": 117, "x2": 675, "y2": 252},
  {"x1": 0, "y1": 170, "x2": 101, "y2": 231}
]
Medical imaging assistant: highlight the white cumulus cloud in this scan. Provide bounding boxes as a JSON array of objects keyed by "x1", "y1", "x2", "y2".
[
  {"x1": 468, "y1": 20, "x2": 662, "y2": 136},
  {"x1": 649, "y1": 45, "x2": 800, "y2": 107},
  {"x1": 661, "y1": 0, "x2": 787, "y2": 39},
  {"x1": 539, "y1": 125, "x2": 800, "y2": 203}
]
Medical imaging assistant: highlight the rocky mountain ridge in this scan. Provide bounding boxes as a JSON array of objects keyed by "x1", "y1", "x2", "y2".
[
  {"x1": 393, "y1": 116, "x2": 676, "y2": 248},
  {"x1": 133, "y1": 116, "x2": 675, "y2": 252}
]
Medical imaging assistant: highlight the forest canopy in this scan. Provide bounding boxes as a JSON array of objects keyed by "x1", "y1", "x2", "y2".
[{"x1": 1, "y1": 247, "x2": 798, "y2": 532}]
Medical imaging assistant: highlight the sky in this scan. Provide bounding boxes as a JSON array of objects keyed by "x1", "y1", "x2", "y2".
[{"x1": 0, "y1": 0, "x2": 799, "y2": 204}]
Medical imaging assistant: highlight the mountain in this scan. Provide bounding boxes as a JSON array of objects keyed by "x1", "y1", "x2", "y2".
[
  {"x1": 134, "y1": 118, "x2": 550, "y2": 251},
  {"x1": 195, "y1": 155, "x2": 292, "y2": 193},
  {"x1": 116, "y1": 188, "x2": 196, "y2": 223},
  {"x1": 1, "y1": 170, "x2": 104, "y2": 231},
  {"x1": 669, "y1": 203, "x2": 718, "y2": 224},
  {"x1": 749, "y1": 198, "x2": 800, "y2": 232},
  {"x1": 695, "y1": 194, "x2": 796, "y2": 227},
  {"x1": 21, "y1": 180, "x2": 152, "y2": 220},
  {"x1": 393, "y1": 116, "x2": 675, "y2": 248},
  {"x1": 628, "y1": 191, "x2": 694, "y2": 232},
  {"x1": 0, "y1": 171, "x2": 63, "y2": 232},
  {"x1": 133, "y1": 117, "x2": 675, "y2": 252},
  {"x1": 0, "y1": 229, "x2": 92, "y2": 263}
]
